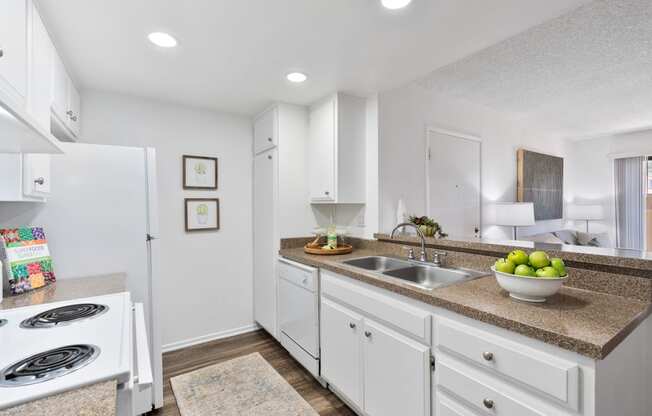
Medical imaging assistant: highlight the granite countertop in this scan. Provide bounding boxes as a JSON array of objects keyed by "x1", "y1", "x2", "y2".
[
  {"x1": 0, "y1": 273, "x2": 127, "y2": 311},
  {"x1": 279, "y1": 247, "x2": 651, "y2": 360}
]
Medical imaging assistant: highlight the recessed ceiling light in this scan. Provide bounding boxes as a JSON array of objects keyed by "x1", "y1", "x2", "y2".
[
  {"x1": 147, "y1": 32, "x2": 177, "y2": 48},
  {"x1": 381, "y1": 0, "x2": 412, "y2": 9},
  {"x1": 286, "y1": 72, "x2": 308, "y2": 83}
]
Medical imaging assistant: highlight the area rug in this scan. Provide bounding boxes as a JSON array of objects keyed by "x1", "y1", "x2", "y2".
[{"x1": 170, "y1": 352, "x2": 318, "y2": 416}]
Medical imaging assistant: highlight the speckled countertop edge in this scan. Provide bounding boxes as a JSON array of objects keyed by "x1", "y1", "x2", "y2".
[{"x1": 279, "y1": 247, "x2": 652, "y2": 360}]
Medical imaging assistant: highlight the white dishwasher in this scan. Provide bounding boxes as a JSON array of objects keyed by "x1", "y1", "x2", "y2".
[{"x1": 277, "y1": 257, "x2": 320, "y2": 380}]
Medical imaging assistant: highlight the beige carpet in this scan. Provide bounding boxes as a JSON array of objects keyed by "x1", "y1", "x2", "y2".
[{"x1": 170, "y1": 352, "x2": 319, "y2": 416}]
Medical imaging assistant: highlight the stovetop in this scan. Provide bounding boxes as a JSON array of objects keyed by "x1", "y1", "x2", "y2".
[{"x1": 0, "y1": 293, "x2": 132, "y2": 410}]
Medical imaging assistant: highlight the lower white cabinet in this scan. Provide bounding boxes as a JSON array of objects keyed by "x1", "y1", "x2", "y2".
[
  {"x1": 321, "y1": 298, "x2": 363, "y2": 409},
  {"x1": 363, "y1": 319, "x2": 430, "y2": 416},
  {"x1": 320, "y1": 275, "x2": 431, "y2": 416}
]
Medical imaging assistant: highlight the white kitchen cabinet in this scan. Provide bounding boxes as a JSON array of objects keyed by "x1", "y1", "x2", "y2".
[
  {"x1": 0, "y1": 0, "x2": 28, "y2": 108},
  {"x1": 51, "y1": 49, "x2": 80, "y2": 141},
  {"x1": 320, "y1": 298, "x2": 363, "y2": 410},
  {"x1": 308, "y1": 92, "x2": 366, "y2": 204},
  {"x1": 253, "y1": 107, "x2": 277, "y2": 154},
  {"x1": 0, "y1": 153, "x2": 50, "y2": 201},
  {"x1": 252, "y1": 103, "x2": 312, "y2": 339},
  {"x1": 27, "y1": 0, "x2": 54, "y2": 131},
  {"x1": 363, "y1": 318, "x2": 431, "y2": 416},
  {"x1": 253, "y1": 148, "x2": 277, "y2": 336}
]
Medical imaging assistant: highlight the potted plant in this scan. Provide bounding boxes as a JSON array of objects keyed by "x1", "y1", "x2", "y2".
[{"x1": 407, "y1": 215, "x2": 448, "y2": 238}]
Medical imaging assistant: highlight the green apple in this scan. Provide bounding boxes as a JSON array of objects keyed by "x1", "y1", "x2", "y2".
[
  {"x1": 494, "y1": 258, "x2": 516, "y2": 274},
  {"x1": 529, "y1": 251, "x2": 551, "y2": 269},
  {"x1": 550, "y1": 258, "x2": 567, "y2": 277},
  {"x1": 507, "y1": 250, "x2": 529, "y2": 266},
  {"x1": 536, "y1": 266, "x2": 561, "y2": 278},
  {"x1": 514, "y1": 264, "x2": 536, "y2": 277}
]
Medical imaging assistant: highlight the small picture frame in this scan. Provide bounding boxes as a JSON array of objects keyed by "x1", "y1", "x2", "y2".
[
  {"x1": 183, "y1": 155, "x2": 218, "y2": 190},
  {"x1": 185, "y1": 198, "x2": 220, "y2": 231}
]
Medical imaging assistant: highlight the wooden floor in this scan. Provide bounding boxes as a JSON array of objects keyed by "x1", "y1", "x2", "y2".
[{"x1": 151, "y1": 329, "x2": 355, "y2": 416}]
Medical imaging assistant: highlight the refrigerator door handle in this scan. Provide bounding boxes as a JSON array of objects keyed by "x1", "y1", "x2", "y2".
[{"x1": 133, "y1": 303, "x2": 153, "y2": 388}]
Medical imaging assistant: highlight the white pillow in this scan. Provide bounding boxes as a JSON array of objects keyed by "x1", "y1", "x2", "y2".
[{"x1": 576, "y1": 231, "x2": 612, "y2": 247}]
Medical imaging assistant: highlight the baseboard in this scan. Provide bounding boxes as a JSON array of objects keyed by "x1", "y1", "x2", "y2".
[{"x1": 162, "y1": 323, "x2": 260, "y2": 353}]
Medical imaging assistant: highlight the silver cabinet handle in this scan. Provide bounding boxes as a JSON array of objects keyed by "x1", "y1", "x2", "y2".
[
  {"x1": 302, "y1": 277, "x2": 308, "y2": 285},
  {"x1": 267, "y1": 155, "x2": 272, "y2": 160},
  {"x1": 66, "y1": 110, "x2": 73, "y2": 116},
  {"x1": 483, "y1": 399, "x2": 494, "y2": 409},
  {"x1": 71, "y1": 116, "x2": 78, "y2": 122},
  {"x1": 267, "y1": 137, "x2": 272, "y2": 142},
  {"x1": 349, "y1": 322, "x2": 356, "y2": 329},
  {"x1": 34, "y1": 177, "x2": 45, "y2": 185},
  {"x1": 0, "y1": 48, "x2": 4, "y2": 58},
  {"x1": 364, "y1": 331, "x2": 372, "y2": 338},
  {"x1": 482, "y1": 351, "x2": 494, "y2": 361},
  {"x1": 324, "y1": 191, "x2": 329, "y2": 195}
]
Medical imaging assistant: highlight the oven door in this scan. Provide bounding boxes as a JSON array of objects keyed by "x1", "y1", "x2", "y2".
[{"x1": 278, "y1": 273, "x2": 318, "y2": 357}]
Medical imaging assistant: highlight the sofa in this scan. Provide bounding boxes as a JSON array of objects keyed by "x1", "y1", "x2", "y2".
[{"x1": 520, "y1": 229, "x2": 613, "y2": 248}]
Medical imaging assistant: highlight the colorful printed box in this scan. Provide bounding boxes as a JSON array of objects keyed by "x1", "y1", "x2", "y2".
[{"x1": 0, "y1": 227, "x2": 56, "y2": 295}]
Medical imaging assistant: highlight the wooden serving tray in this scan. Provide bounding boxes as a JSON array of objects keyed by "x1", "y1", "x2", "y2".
[{"x1": 304, "y1": 243, "x2": 353, "y2": 255}]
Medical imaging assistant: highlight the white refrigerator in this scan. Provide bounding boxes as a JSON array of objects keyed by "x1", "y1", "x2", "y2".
[{"x1": 0, "y1": 142, "x2": 163, "y2": 413}]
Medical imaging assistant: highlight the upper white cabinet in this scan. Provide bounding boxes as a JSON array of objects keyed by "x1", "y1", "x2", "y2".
[
  {"x1": 51, "y1": 50, "x2": 81, "y2": 141},
  {"x1": 0, "y1": 0, "x2": 28, "y2": 107},
  {"x1": 0, "y1": 153, "x2": 50, "y2": 201},
  {"x1": 28, "y1": 0, "x2": 54, "y2": 131},
  {"x1": 308, "y1": 93, "x2": 366, "y2": 204},
  {"x1": 253, "y1": 107, "x2": 277, "y2": 154}
]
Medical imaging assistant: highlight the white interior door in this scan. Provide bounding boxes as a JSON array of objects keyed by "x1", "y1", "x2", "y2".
[{"x1": 427, "y1": 129, "x2": 481, "y2": 239}]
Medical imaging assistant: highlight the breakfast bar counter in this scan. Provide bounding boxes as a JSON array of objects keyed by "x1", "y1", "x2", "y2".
[{"x1": 280, "y1": 246, "x2": 651, "y2": 360}]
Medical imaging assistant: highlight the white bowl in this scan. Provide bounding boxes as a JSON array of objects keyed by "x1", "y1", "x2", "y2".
[{"x1": 491, "y1": 266, "x2": 567, "y2": 303}]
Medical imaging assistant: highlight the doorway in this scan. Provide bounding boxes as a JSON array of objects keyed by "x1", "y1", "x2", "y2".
[{"x1": 425, "y1": 128, "x2": 481, "y2": 240}]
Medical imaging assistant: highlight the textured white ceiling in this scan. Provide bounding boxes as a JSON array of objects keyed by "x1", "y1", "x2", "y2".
[
  {"x1": 419, "y1": 0, "x2": 652, "y2": 140},
  {"x1": 34, "y1": 0, "x2": 588, "y2": 115}
]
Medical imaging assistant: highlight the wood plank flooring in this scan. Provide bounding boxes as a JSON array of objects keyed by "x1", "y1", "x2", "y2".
[{"x1": 151, "y1": 329, "x2": 355, "y2": 416}]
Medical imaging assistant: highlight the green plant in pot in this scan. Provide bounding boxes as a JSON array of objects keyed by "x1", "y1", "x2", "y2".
[{"x1": 408, "y1": 215, "x2": 448, "y2": 238}]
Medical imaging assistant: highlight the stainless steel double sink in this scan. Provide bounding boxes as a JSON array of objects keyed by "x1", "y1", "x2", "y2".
[{"x1": 341, "y1": 256, "x2": 487, "y2": 291}]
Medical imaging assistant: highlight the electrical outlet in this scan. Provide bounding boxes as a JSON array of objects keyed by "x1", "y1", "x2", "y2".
[{"x1": 356, "y1": 211, "x2": 365, "y2": 227}]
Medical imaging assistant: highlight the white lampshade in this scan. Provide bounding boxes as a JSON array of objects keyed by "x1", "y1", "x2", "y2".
[
  {"x1": 494, "y1": 202, "x2": 535, "y2": 226},
  {"x1": 566, "y1": 204, "x2": 604, "y2": 220}
]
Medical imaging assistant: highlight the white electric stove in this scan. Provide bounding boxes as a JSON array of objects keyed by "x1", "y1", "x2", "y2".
[{"x1": 0, "y1": 293, "x2": 151, "y2": 415}]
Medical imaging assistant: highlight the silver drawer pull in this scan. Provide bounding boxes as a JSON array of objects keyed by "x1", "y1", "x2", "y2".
[
  {"x1": 267, "y1": 137, "x2": 272, "y2": 142},
  {"x1": 364, "y1": 331, "x2": 372, "y2": 338},
  {"x1": 34, "y1": 177, "x2": 45, "y2": 185},
  {"x1": 302, "y1": 277, "x2": 308, "y2": 285},
  {"x1": 483, "y1": 398, "x2": 494, "y2": 409},
  {"x1": 0, "y1": 48, "x2": 3, "y2": 58},
  {"x1": 482, "y1": 351, "x2": 494, "y2": 361},
  {"x1": 349, "y1": 322, "x2": 356, "y2": 329}
]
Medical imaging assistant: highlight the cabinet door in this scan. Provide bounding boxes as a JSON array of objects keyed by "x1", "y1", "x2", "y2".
[
  {"x1": 254, "y1": 108, "x2": 276, "y2": 154},
  {"x1": 321, "y1": 298, "x2": 363, "y2": 410},
  {"x1": 253, "y1": 150, "x2": 277, "y2": 336},
  {"x1": 308, "y1": 97, "x2": 335, "y2": 201},
  {"x1": 28, "y1": 2, "x2": 54, "y2": 131},
  {"x1": 363, "y1": 319, "x2": 431, "y2": 416},
  {"x1": 23, "y1": 153, "x2": 51, "y2": 196},
  {"x1": 67, "y1": 82, "x2": 81, "y2": 137},
  {"x1": 51, "y1": 50, "x2": 69, "y2": 123},
  {"x1": 0, "y1": 0, "x2": 28, "y2": 104}
]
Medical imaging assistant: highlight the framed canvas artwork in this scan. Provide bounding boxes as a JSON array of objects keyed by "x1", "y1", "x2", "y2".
[
  {"x1": 185, "y1": 198, "x2": 220, "y2": 231},
  {"x1": 517, "y1": 149, "x2": 563, "y2": 220},
  {"x1": 183, "y1": 155, "x2": 218, "y2": 190}
]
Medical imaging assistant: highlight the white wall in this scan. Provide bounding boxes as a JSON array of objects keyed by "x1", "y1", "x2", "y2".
[
  {"x1": 79, "y1": 90, "x2": 254, "y2": 349},
  {"x1": 565, "y1": 129, "x2": 652, "y2": 244},
  {"x1": 378, "y1": 82, "x2": 568, "y2": 240}
]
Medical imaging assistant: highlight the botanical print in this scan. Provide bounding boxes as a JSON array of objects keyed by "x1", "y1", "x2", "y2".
[
  {"x1": 183, "y1": 155, "x2": 218, "y2": 189},
  {"x1": 185, "y1": 199, "x2": 219, "y2": 231}
]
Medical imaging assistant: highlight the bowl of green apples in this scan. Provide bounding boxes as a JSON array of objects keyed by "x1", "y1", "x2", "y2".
[{"x1": 491, "y1": 249, "x2": 568, "y2": 303}]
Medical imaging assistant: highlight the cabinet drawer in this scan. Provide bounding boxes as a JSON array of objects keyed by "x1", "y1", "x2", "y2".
[
  {"x1": 278, "y1": 258, "x2": 317, "y2": 292},
  {"x1": 436, "y1": 317, "x2": 579, "y2": 410},
  {"x1": 321, "y1": 270, "x2": 431, "y2": 344},
  {"x1": 437, "y1": 393, "x2": 481, "y2": 416},
  {"x1": 437, "y1": 358, "x2": 544, "y2": 416}
]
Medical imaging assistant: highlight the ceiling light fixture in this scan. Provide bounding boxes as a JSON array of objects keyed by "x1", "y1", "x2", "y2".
[
  {"x1": 286, "y1": 72, "x2": 308, "y2": 83},
  {"x1": 381, "y1": 0, "x2": 412, "y2": 9},
  {"x1": 147, "y1": 32, "x2": 178, "y2": 48}
]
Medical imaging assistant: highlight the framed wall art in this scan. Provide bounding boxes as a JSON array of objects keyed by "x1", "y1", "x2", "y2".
[
  {"x1": 517, "y1": 149, "x2": 563, "y2": 220},
  {"x1": 185, "y1": 198, "x2": 220, "y2": 231},
  {"x1": 183, "y1": 155, "x2": 218, "y2": 190}
]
